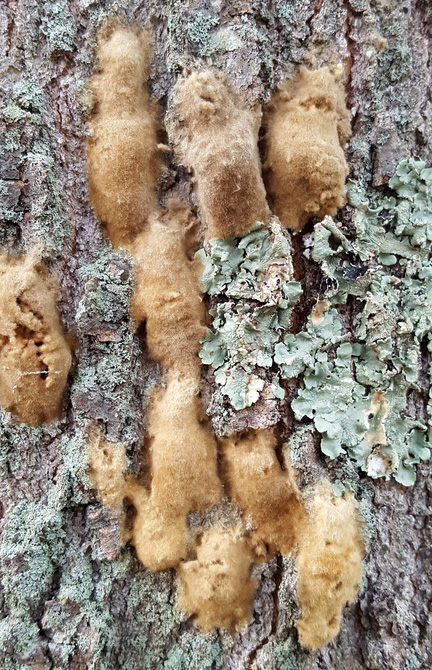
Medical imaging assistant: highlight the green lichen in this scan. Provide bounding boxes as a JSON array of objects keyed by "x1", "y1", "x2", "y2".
[
  {"x1": 2, "y1": 78, "x2": 45, "y2": 125},
  {"x1": 207, "y1": 27, "x2": 243, "y2": 54},
  {"x1": 0, "y1": 178, "x2": 21, "y2": 230},
  {"x1": 74, "y1": 249, "x2": 141, "y2": 444},
  {"x1": 165, "y1": 0, "x2": 188, "y2": 74},
  {"x1": 346, "y1": 2, "x2": 423, "y2": 180},
  {"x1": 282, "y1": 158, "x2": 431, "y2": 485},
  {"x1": 55, "y1": 429, "x2": 94, "y2": 507},
  {"x1": 76, "y1": 248, "x2": 133, "y2": 328},
  {"x1": 36, "y1": 542, "x2": 131, "y2": 669},
  {"x1": 25, "y1": 140, "x2": 71, "y2": 256},
  {"x1": 42, "y1": 1, "x2": 76, "y2": 54},
  {"x1": 199, "y1": 159, "x2": 431, "y2": 485},
  {"x1": 0, "y1": 501, "x2": 65, "y2": 615},
  {"x1": 185, "y1": 10, "x2": 220, "y2": 57},
  {"x1": 0, "y1": 425, "x2": 201, "y2": 669},
  {"x1": 2, "y1": 102, "x2": 28, "y2": 124},
  {"x1": 1, "y1": 76, "x2": 72, "y2": 255},
  {"x1": 165, "y1": 2, "x2": 273, "y2": 90},
  {"x1": 162, "y1": 632, "x2": 223, "y2": 670},
  {"x1": 285, "y1": 325, "x2": 372, "y2": 461},
  {"x1": 0, "y1": 128, "x2": 25, "y2": 246},
  {"x1": 274, "y1": 0, "x2": 313, "y2": 60},
  {"x1": 198, "y1": 219, "x2": 302, "y2": 410},
  {"x1": 0, "y1": 501, "x2": 66, "y2": 662},
  {"x1": 236, "y1": 14, "x2": 274, "y2": 88},
  {"x1": 0, "y1": 617, "x2": 41, "y2": 668},
  {"x1": 270, "y1": 636, "x2": 310, "y2": 670}
]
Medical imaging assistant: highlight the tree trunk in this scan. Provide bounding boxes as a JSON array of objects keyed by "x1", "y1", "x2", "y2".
[{"x1": 1, "y1": 1, "x2": 431, "y2": 669}]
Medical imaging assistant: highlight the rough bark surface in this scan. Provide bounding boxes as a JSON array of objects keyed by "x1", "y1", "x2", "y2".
[{"x1": 0, "y1": 1, "x2": 431, "y2": 669}]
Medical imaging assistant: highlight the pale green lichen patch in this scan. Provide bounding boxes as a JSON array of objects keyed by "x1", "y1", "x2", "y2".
[
  {"x1": 0, "y1": 501, "x2": 65, "y2": 615},
  {"x1": 185, "y1": 10, "x2": 220, "y2": 57},
  {"x1": 286, "y1": 158, "x2": 432, "y2": 485},
  {"x1": 163, "y1": 631, "x2": 223, "y2": 670},
  {"x1": 279, "y1": 311, "x2": 374, "y2": 461},
  {"x1": 42, "y1": 1, "x2": 77, "y2": 54},
  {"x1": 208, "y1": 27, "x2": 243, "y2": 54},
  {"x1": 0, "y1": 500, "x2": 66, "y2": 661},
  {"x1": 24, "y1": 140, "x2": 71, "y2": 255},
  {"x1": 76, "y1": 248, "x2": 133, "y2": 330},
  {"x1": 198, "y1": 219, "x2": 301, "y2": 411},
  {"x1": 2, "y1": 78, "x2": 45, "y2": 125}
]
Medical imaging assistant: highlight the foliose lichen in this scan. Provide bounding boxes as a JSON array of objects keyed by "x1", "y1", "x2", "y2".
[
  {"x1": 281, "y1": 158, "x2": 431, "y2": 485},
  {"x1": 185, "y1": 10, "x2": 220, "y2": 57},
  {"x1": 198, "y1": 218, "x2": 302, "y2": 411}
]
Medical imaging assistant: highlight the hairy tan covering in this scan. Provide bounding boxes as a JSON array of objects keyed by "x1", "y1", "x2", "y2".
[
  {"x1": 125, "y1": 370, "x2": 221, "y2": 571},
  {"x1": 295, "y1": 484, "x2": 364, "y2": 650},
  {"x1": 130, "y1": 202, "x2": 207, "y2": 372},
  {"x1": 263, "y1": 67, "x2": 351, "y2": 231},
  {"x1": 87, "y1": 24, "x2": 220, "y2": 573},
  {"x1": 168, "y1": 70, "x2": 269, "y2": 241},
  {"x1": 178, "y1": 524, "x2": 256, "y2": 632},
  {"x1": 87, "y1": 21, "x2": 160, "y2": 247},
  {"x1": 223, "y1": 429, "x2": 305, "y2": 558},
  {"x1": 0, "y1": 252, "x2": 71, "y2": 426},
  {"x1": 128, "y1": 201, "x2": 221, "y2": 570},
  {"x1": 86, "y1": 27, "x2": 362, "y2": 642}
]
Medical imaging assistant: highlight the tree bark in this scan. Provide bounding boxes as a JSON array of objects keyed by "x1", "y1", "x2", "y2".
[{"x1": 0, "y1": 1, "x2": 431, "y2": 669}]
